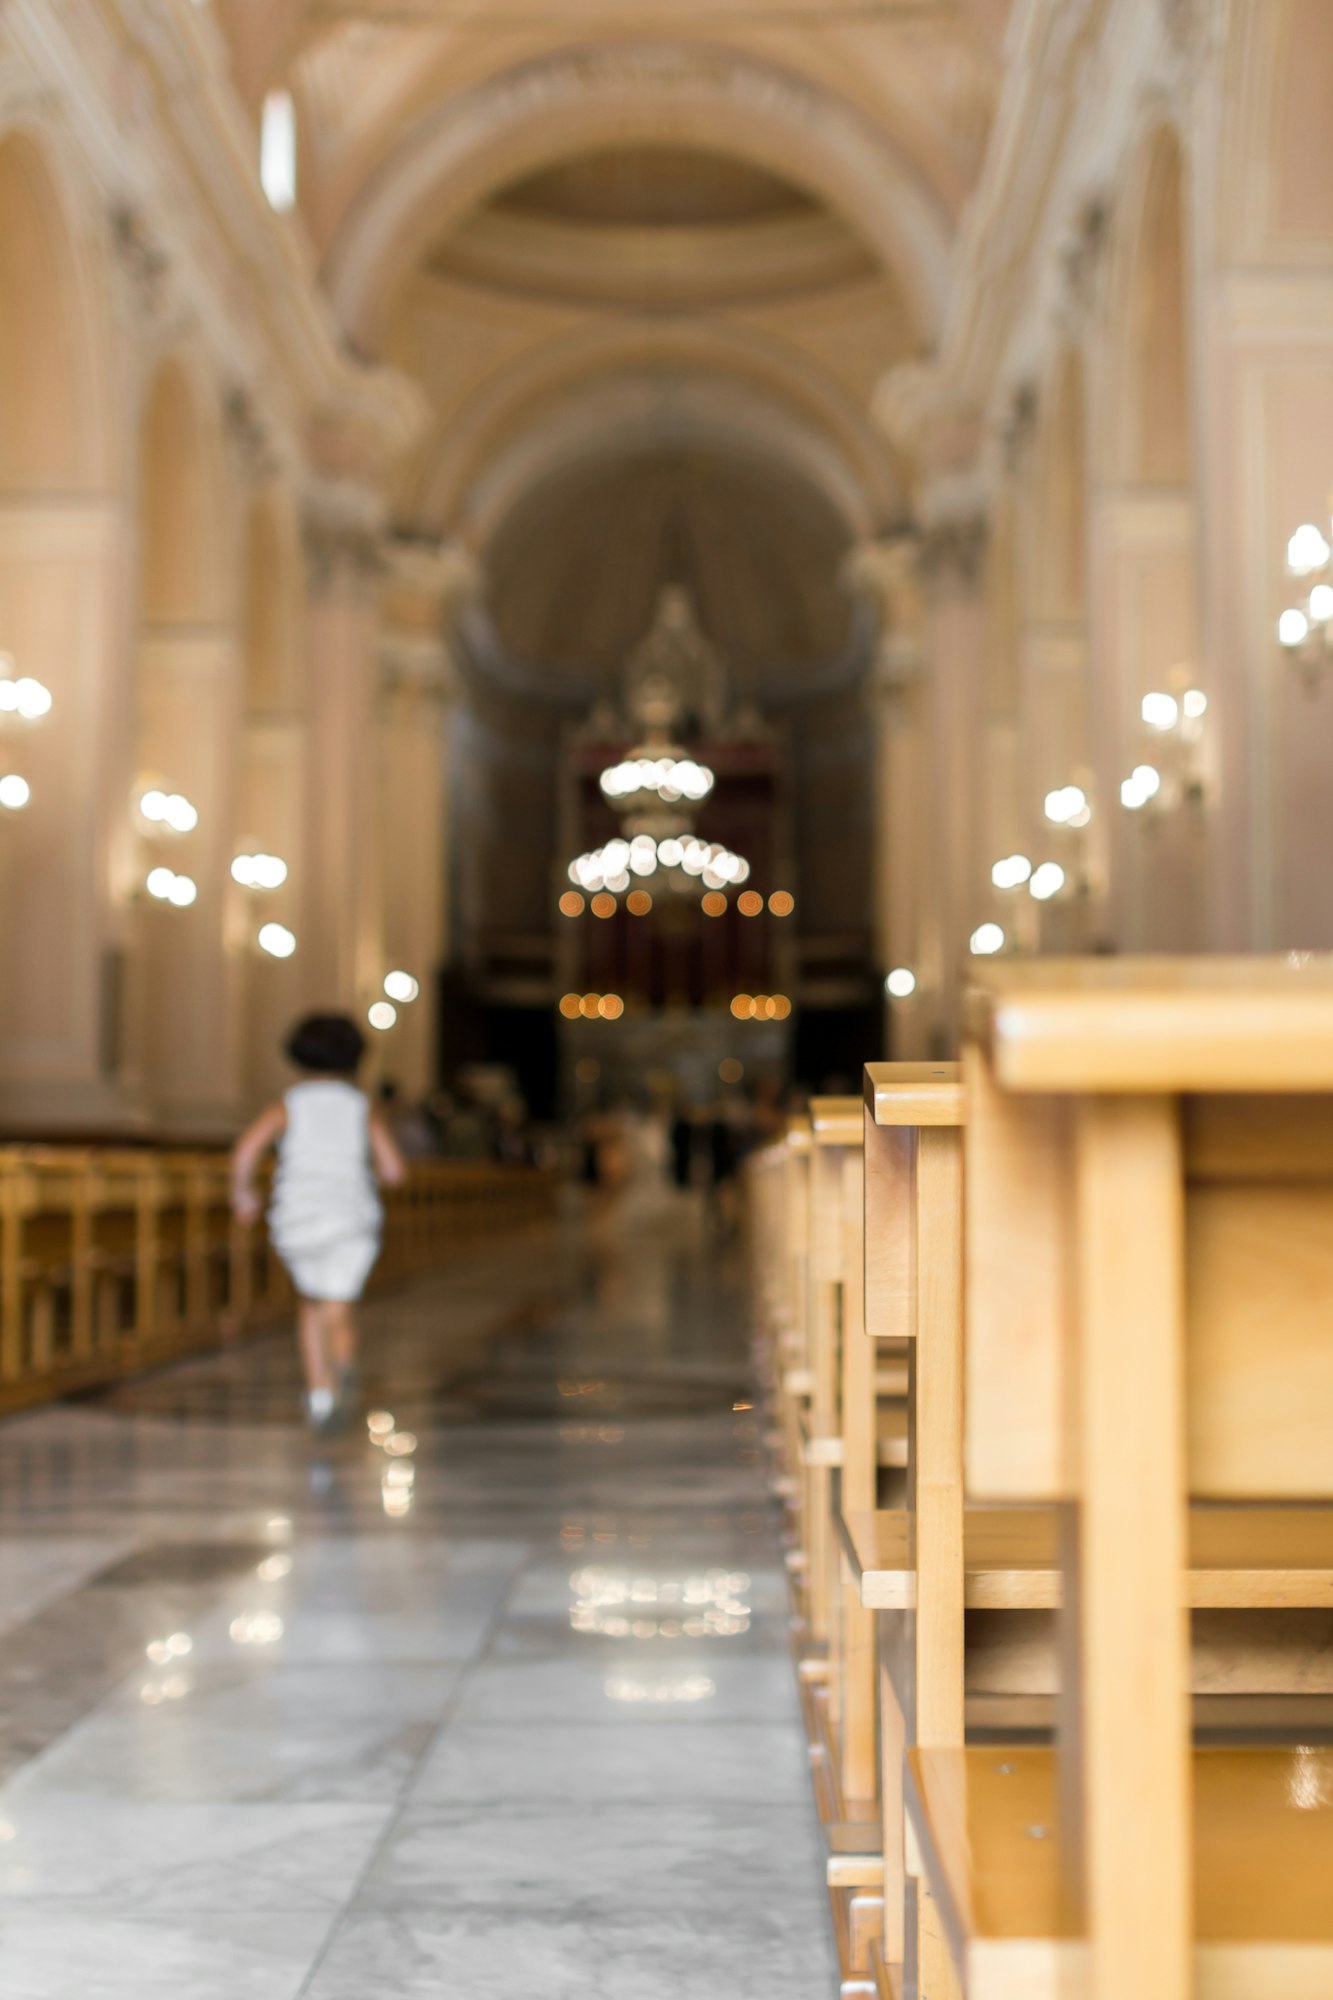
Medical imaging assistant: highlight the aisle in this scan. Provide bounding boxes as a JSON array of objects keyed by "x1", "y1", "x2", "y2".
[{"x1": 0, "y1": 1194, "x2": 836, "y2": 1998}]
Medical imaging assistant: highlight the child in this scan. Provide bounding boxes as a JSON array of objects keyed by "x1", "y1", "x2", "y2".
[{"x1": 231, "y1": 1012, "x2": 407, "y2": 1430}]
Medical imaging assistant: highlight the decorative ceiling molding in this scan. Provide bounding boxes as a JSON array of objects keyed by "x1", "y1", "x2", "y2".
[
  {"x1": 323, "y1": 41, "x2": 954, "y2": 348},
  {"x1": 407, "y1": 334, "x2": 902, "y2": 548},
  {"x1": 4, "y1": 0, "x2": 427, "y2": 483}
]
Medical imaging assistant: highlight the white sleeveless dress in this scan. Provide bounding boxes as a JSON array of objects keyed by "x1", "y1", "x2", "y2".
[{"x1": 267, "y1": 1081, "x2": 383, "y2": 1302}]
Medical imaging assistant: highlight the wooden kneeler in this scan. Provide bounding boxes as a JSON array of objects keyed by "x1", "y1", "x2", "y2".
[{"x1": 904, "y1": 959, "x2": 1333, "y2": 2000}]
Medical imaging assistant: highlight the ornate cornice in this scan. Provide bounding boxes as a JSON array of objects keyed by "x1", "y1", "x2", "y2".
[
  {"x1": 302, "y1": 479, "x2": 386, "y2": 598},
  {"x1": 920, "y1": 513, "x2": 990, "y2": 596},
  {"x1": 2, "y1": 0, "x2": 427, "y2": 480}
]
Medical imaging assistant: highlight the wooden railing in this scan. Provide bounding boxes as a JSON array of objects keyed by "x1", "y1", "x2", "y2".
[
  {"x1": 0, "y1": 1148, "x2": 556, "y2": 1416},
  {"x1": 752, "y1": 959, "x2": 1333, "y2": 2000}
]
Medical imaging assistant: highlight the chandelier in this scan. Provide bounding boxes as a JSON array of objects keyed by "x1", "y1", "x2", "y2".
[
  {"x1": 568, "y1": 833, "x2": 751, "y2": 898},
  {"x1": 567, "y1": 589, "x2": 751, "y2": 901}
]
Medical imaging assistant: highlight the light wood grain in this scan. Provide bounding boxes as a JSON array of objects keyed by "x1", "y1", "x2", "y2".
[
  {"x1": 812, "y1": 1094, "x2": 865, "y2": 1146},
  {"x1": 906, "y1": 1745, "x2": 1333, "y2": 1998},
  {"x1": 802, "y1": 1407, "x2": 908, "y2": 1469},
  {"x1": 864, "y1": 1062, "x2": 965, "y2": 1128},
  {"x1": 1065, "y1": 1095, "x2": 1192, "y2": 2000},
  {"x1": 967, "y1": 956, "x2": 1333, "y2": 1093},
  {"x1": 844, "y1": 1506, "x2": 1333, "y2": 1611},
  {"x1": 841, "y1": 1145, "x2": 879, "y2": 1807},
  {"x1": 913, "y1": 1126, "x2": 965, "y2": 1755},
  {"x1": 962, "y1": 1045, "x2": 1070, "y2": 1500},
  {"x1": 863, "y1": 1109, "x2": 915, "y2": 1343},
  {"x1": 1188, "y1": 1184, "x2": 1333, "y2": 1497}
]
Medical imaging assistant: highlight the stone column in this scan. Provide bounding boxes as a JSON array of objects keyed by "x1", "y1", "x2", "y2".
[
  {"x1": 847, "y1": 537, "x2": 933, "y2": 1058},
  {"x1": 132, "y1": 619, "x2": 245, "y2": 1134},
  {"x1": 920, "y1": 505, "x2": 990, "y2": 1047},
  {"x1": 0, "y1": 496, "x2": 141, "y2": 1132},
  {"x1": 300, "y1": 492, "x2": 385, "y2": 1022},
  {"x1": 374, "y1": 540, "x2": 475, "y2": 1100}
]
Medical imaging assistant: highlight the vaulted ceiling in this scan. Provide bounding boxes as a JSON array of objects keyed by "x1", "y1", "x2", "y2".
[{"x1": 215, "y1": 0, "x2": 1016, "y2": 699}]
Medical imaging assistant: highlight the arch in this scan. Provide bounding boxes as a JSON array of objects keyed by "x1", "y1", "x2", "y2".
[
  {"x1": 0, "y1": 131, "x2": 109, "y2": 494},
  {"x1": 404, "y1": 323, "x2": 903, "y2": 548},
  {"x1": 1030, "y1": 348, "x2": 1088, "y2": 625},
  {"x1": 324, "y1": 44, "x2": 953, "y2": 348}
]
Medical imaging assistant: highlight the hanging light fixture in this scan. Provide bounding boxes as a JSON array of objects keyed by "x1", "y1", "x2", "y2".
[
  {"x1": 1279, "y1": 518, "x2": 1333, "y2": 688},
  {"x1": 567, "y1": 590, "x2": 750, "y2": 903}
]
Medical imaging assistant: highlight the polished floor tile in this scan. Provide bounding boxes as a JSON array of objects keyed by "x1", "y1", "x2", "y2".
[{"x1": 0, "y1": 1194, "x2": 835, "y2": 1998}]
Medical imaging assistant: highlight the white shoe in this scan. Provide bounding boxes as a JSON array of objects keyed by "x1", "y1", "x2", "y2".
[{"x1": 306, "y1": 1387, "x2": 336, "y2": 1429}]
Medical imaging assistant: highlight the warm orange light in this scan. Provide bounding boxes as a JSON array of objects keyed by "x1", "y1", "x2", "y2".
[
  {"x1": 559, "y1": 993, "x2": 582, "y2": 1019},
  {"x1": 762, "y1": 996, "x2": 779, "y2": 1020},
  {"x1": 559, "y1": 890, "x2": 585, "y2": 918},
  {"x1": 591, "y1": 892, "x2": 617, "y2": 919},
  {"x1": 737, "y1": 890, "x2": 764, "y2": 917},
  {"x1": 701, "y1": 891, "x2": 728, "y2": 918},
  {"x1": 580, "y1": 993, "x2": 601, "y2": 1019},
  {"x1": 626, "y1": 890, "x2": 653, "y2": 916},
  {"x1": 772, "y1": 994, "x2": 792, "y2": 1020},
  {"x1": 598, "y1": 994, "x2": 624, "y2": 1020},
  {"x1": 719, "y1": 1058, "x2": 744, "y2": 1084},
  {"x1": 730, "y1": 994, "x2": 752, "y2": 1021},
  {"x1": 768, "y1": 890, "x2": 795, "y2": 917}
]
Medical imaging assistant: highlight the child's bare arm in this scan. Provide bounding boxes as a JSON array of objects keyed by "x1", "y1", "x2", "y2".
[
  {"x1": 231, "y1": 1103, "x2": 286, "y2": 1222},
  {"x1": 369, "y1": 1109, "x2": 408, "y2": 1188}
]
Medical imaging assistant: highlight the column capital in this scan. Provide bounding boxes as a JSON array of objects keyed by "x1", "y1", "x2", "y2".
[
  {"x1": 379, "y1": 632, "x2": 463, "y2": 707},
  {"x1": 845, "y1": 537, "x2": 927, "y2": 727},
  {"x1": 919, "y1": 513, "x2": 990, "y2": 599},
  {"x1": 844, "y1": 534, "x2": 926, "y2": 633},
  {"x1": 382, "y1": 536, "x2": 482, "y2": 634},
  {"x1": 302, "y1": 479, "x2": 386, "y2": 600}
]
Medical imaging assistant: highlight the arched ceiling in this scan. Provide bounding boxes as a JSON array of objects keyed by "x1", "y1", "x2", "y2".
[
  {"x1": 485, "y1": 444, "x2": 857, "y2": 690},
  {"x1": 211, "y1": 0, "x2": 1017, "y2": 704}
]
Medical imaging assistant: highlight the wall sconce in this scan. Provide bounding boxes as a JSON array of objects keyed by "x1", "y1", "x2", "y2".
[
  {"x1": 1043, "y1": 783, "x2": 1092, "y2": 830},
  {"x1": 137, "y1": 785, "x2": 199, "y2": 836},
  {"x1": 1118, "y1": 681, "x2": 1208, "y2": 813},
  {"x1": 232, "y1": 852, "x2": 288, "y2": 890},
  {"x1": 0, "y1": 661, "x2": 53, "y2": 811},
  {"x1": 257, "y1": 922, "x2": 296, "y2": 958},
  {"x1": 145, "y1": 865, "x2": 197, "y2": 908},
  {"x1": 0, "y1": 670, "x2": 53, "y2": 721},
  {"x1": 1279, "y1": 520, "x2": 1333, "y2": 690}
]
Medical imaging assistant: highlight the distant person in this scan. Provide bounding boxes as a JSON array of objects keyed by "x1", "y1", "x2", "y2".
[
  {"x1": 231, "y1": 1013, "x2": 406, "y2": 1432},
  {"x1": 377, "y1": 1078, "x2": 441, "y2": 1159}
]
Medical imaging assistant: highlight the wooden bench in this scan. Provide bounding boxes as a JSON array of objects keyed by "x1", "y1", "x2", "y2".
[
  {"x1": 0, "y1": 1146, "x2": 556, "y2": 1414},
  {"x1": 902, "y1": 958, "x2": 1333, "y2": 2000}
]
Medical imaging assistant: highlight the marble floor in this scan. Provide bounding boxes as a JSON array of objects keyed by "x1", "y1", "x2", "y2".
[{"x1": 0, "y1": 1193, "x2": 836, "y2": 1998}]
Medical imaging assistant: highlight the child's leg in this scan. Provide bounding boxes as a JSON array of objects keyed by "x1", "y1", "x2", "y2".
[
  {"x1": 324, "y1": 1299, "x2": 358, "y2": 1376},
  {"x1": 297, "y1": 1298, "x2": 334, "y2": 1392}
]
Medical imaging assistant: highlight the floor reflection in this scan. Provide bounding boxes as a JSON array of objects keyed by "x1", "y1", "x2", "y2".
[{"x1": 0, "y1": 1191, "x2": 835, "y2": 1998}]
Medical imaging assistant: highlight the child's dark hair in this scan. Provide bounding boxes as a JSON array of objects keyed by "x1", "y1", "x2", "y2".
[{"x1": 285, "y1": 1012, "x2": 366, "y2": 1076}]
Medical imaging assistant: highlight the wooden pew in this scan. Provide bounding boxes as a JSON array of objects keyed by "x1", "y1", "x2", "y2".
[
  {"x1": 747, "y1": 1106, "x2": 911, "y2": 1987},
  {"x1": 851, "y1": 1062, "x2": 969, "y2": 2000},
  {"x1": 903, "y1": 959, "x2": 1333, "y2": 2000},
  {"x1": 0, "y1": 1146, "x2": 556, "y2": 1415}
]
